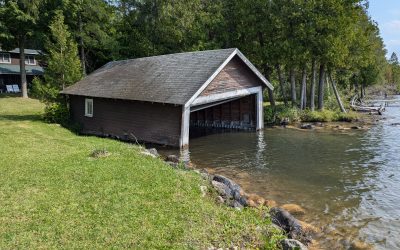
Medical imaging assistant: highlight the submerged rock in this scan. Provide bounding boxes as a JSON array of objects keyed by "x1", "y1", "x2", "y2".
[
  {"x1": 264, "y1": 199, "x2": 277, "y2": 208},
  {"x1": 300, "y1": 124, "x2": 315, "y2": 130},
  {"x1": 281, "y1": 239, "x2": 308, "y2": 250},
  {"x1": 281, "y1": 204, "x2": 306, "y2": 216},
  {"x1": 350, "y1": 240, "x2": 373, "y2": 250}
]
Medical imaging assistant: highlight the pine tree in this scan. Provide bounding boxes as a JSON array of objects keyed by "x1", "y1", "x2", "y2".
[
  {"x1": 34, "y1": 11, "x2": 82, "y2": 105},
  {"x1": 389, "y1": 52, "x2": 399, "y2": 66}
]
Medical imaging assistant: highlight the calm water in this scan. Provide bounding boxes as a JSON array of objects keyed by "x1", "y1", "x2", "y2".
[{"x1": 173, "y1": 98, "x2": 400, "y2": 249}]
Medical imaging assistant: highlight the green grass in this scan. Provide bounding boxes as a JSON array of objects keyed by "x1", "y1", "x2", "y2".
[{"x1": 0, "y1": 96, "x2": 282, "y2": 249}]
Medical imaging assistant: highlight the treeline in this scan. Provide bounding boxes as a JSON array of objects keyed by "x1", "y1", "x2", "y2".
[{"x1": 0, "y1": 0, "x2": 395, "y2": 110}]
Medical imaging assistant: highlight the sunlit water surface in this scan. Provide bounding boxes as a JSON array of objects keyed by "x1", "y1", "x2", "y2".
[{"x1": 161, "y1": 97, "x2": 400, "y2": 249}]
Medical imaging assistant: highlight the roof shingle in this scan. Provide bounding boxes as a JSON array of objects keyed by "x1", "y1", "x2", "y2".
[{"x1": 62, "y1": 48, "x2": 268, "y2": 105}]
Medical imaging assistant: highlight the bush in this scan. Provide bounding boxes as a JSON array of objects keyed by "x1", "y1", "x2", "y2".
[
  {"x1": 43, "y1": 102, "x2": 70, "y2": 125},
  {"x1": 276, "y1": 106, "x2": 301, "y2": 123},
  {"x1": 300, "y1": 109, "x2": 359, "y2": 122}
]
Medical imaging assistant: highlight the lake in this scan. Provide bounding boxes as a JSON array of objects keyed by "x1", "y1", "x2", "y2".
[{"x1": 169, "y1": 97, "x2": 400, "y2": 249}]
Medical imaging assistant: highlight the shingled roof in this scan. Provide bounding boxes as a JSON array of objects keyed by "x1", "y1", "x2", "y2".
[{"x1": 62, "y1": 48, "x2": 272, "y2": 105}]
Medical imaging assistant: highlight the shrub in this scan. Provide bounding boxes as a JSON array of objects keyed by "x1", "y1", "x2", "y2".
[
  {"x1": 276, "y1": 106, "x2": 301, "y2": 123},
  {"x1": 43, "y1": 102, "x2": 70, "y2": 125}
]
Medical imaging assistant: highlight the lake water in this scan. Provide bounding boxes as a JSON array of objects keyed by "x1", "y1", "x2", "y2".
[{"x1": 172, "y1": 97, "x2": 400, "y2": 249}]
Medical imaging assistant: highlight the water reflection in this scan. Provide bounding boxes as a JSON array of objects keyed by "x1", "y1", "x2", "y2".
[{"x1": 170, "y1": 97, "x2": 400, "y2": 250}]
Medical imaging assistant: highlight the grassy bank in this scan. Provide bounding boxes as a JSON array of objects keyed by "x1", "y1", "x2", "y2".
[
  {"x1": 264, "y1": 104, "x2": 360, "y2": 125},
  {"x1": 0, "y1": 96, "x2": 282, "y2": 249}
]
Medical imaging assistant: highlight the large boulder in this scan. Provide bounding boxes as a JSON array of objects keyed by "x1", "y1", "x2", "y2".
[
  {"x1": 211, "y1": 180, "x2": 232, "y2": 198},
  {"x1": 212, "y1": 175, "x2": 242, "y2": 193},
  {"x1": 281, "y1": 239, "x2": 308, "y2": 250},
  {"x1": 270, "y1": 207, "x2": 312, "y2": 244}
]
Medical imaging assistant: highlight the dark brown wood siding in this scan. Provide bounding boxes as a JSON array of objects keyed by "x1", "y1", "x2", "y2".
[
  {"x1": 69, "y1": 96, "x2": 182, "y2": 146},
  {"x1": 190, "y1": 95, "x2": 256, "y2": 129},
  {"x1": 200, "y1": 56, "x2": 263, "y2": 97}
]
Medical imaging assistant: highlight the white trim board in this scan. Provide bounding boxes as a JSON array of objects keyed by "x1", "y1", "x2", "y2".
[{"x1": 191, "y1": 86, "x2": 262, "y2": 107}]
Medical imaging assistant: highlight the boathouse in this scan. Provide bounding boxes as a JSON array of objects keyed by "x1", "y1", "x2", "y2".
[{"x1": 62, "y1": 48, "x2": 273, "y2": 147}]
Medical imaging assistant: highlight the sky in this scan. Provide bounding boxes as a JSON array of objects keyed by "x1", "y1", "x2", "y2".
[{"x1": 368, "y1": 0, "x2": 400, "y2": 58}]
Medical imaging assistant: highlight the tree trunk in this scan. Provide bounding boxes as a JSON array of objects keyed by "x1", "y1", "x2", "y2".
[
  {"x1": 317, "y1": 63, "x2": 326, "y2": 110},
  {"x1": 290, "y1": 67, "x2": 296, "y2": 106},
  {"x1": 276, "y1": 64, "x2": 288, "y2": 105},
  {"x1": 310, "y1": 60, "x2": 317, "y2": 111},
  {"x1": 360, "y1": 84, "x2": 364, "y2": 99},
  {"x1": 329, "y1": 73, "x2": 346, "y2": 113},
  {"x1": 19, "y1": 36, "x2": 28, "y2": 98},
  {"x1": 267, "y1": 88, "x2": 275, "y2": 108},
  {"x1": 78, "y1": 13, "x2": 86, "y2": 75},
  {"x1": 300, "y1": 67, "x2": 307, "y2": 110},
  {"x1": 264, "y1": 67, "x2": 275, "y2": 108}
]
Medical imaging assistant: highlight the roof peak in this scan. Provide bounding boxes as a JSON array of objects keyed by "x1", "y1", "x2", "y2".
[{"x1": 110, "y1": 48, "x2": 237, "y2": 64}]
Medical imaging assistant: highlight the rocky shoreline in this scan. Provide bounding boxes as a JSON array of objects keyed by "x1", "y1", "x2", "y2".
[{"x1": 142, "y1": 147, "x2": 317, "y2": 250}]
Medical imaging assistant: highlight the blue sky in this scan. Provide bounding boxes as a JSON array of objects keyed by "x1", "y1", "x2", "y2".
[{"x1": 368, "y1": 0, "x2": 400, "y2": 58}]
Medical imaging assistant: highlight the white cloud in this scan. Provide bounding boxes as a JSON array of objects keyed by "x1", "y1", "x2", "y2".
[{"x1": 383, "y1": 20, "x2": 400, "y2": 34}]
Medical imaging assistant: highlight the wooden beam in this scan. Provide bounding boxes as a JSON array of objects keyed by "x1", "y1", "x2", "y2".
[
  {"x1": 191, "y1": 86, "x2": 262, "y2": 106},
  {"x1": 256, "y1": 88, "x2": 264, "y2": 130},
  {"x1": 180, "y1": 106, "x2": 190, "y2": 148}
]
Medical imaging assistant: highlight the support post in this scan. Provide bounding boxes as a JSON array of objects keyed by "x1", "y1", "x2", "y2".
[
  {"x1": 180, "y1": 106, "x2": 190, "y2": 148},
  {"x1": 256, "y1": 87, "x2": 264, "y2": 130}
]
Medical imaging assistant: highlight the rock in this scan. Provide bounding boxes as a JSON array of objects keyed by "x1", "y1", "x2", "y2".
[
  {"x1": 264, "y1": 199, "x2": 277, "y2": 208},
  {"x1": 281, "y1": 117, "x2": 290, "y2": 126},
  {"x1": 230, "y1": 200, "x2": 244, "y2": 210},
  {"x1": 211, "y1": 180, "x2": 232, "y2": 198},
  {"x1": 351, "y1": 126, "x2": 362, "y2": 130},
  {"x1": 281, "y1": 239, "x2": 308, "y2": 250},
  {"x1": 141, "y1": 150, "x2": 156, "y2": 158},
  {"x1": 350, "y1": 240, "x2": 373, "y2": 250},
  {"x1": 298, "y1": 220, "x2": 320, "y2": 234},
  {"x1": 300, "y1": 124, "x2": 314, "y2": 130},
  {"x1": 391, "y1": 123, "x2": 400, "y2": 126},
  {"x1": 165, "y1": 161, "x2": 178, "y2": 168},
  {"x1": 270, "y1": 207, "x2": 312, "y2": 244},
  {"x1": 147, "y1": 148, "x2": 159, "y2": 157},
  {"x1": 166, "y1": 154, "x2": 180, "y2": 163},
  {"x1": 216, "y1": 196, "x2": 225, "y2": 204},
  {"x1": 237, "y1": 196, "x2": 248, "y2": 207},
  {"x1": 315, "y1": 122, "x2": 324, "y2": 127},
  {"x1": 212, "y1": 175, "x2": 242, "y2": 194},
  {"x1": 247, "y1": 199, "x2": 257, "y2": 208},
  {"x1": 246, "y1": 193, "x2": 265, "y2": 207},
  {"x1": 281, "y1": 204, "x2": 306, "y2": 216},
  {"x1": 200, "y1": 186, "x2": 207, "y2": 197}
]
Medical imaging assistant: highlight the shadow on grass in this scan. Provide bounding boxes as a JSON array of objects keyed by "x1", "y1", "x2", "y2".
[
  {"x1": 0, "y1": 93, "x2": 22, "y2": 98},
  {"x1": 0, "y1": 114, "x2": 42, "y2": 121}
]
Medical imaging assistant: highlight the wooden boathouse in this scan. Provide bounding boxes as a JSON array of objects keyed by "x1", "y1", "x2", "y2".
[{"x1": 62, "y1": 48, "x2": 273, "y2": 147}]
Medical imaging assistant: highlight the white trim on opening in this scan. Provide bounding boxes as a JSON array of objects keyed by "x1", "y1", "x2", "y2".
[
  {"x1": 25, "y1": 55, "x2": 36, "y2": 65},
  {"x1": 85, "y1": 98, "x2": 93, "y2": 117},
  {"x1": 0, "y1": 53, "x2": 11, "y2": 64}
]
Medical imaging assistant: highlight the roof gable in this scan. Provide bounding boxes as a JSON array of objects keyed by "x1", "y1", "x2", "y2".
[{"x1": 62, "y1": 48, "x2": 272, "y2": 105}]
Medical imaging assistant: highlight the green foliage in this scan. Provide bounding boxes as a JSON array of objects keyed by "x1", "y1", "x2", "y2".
[
  {"x1": 0, "y1": 97, "x2": 283, "y2": 249},
  {"x1": 42, "y1": 101, "x2": 70, "y2": 125},
  {"x1": 300, "y1": 109, "x2": 359, "y2": 123},
  {"x1": 32, "y1": 11, "x2": 82, "y2": 125}
]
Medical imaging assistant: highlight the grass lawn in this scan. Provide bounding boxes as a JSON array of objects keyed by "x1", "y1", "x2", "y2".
[{"x1": 0, "y1": 96, "x2": 282, "y2": 249}]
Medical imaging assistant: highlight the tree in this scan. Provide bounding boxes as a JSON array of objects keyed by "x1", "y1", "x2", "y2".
[
  {"x1": 33, "y1": 11, "x2": 82, "y2": 104},
  {"x1": 0, "y1": 0, "x2": 42, "y2": 98},
  {"x1": 389, "y1": 52, "x2": 399, "y2": 66}
]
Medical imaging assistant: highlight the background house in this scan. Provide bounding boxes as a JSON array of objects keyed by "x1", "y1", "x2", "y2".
[
  {"x1": 0, "y1": 48, "x2": 44, "y2": 93},
  {"x1": 62, "y1": 48, "x2": 273, "y2": 148}
]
